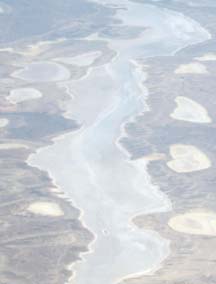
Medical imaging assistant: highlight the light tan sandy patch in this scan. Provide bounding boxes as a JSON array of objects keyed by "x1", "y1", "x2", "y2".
[
  {"x1": 168, "y1": 211, "x2": 216, "y2": 236},
  {"x1": 0, "y1": 47, "x2": 14, "y2": 53},
  {"x1": 175, "y1": 62, "x2": 208, "y2": 74},
  {"x1": 27, "y1": 202, "x2": 64, "y2": 217},
  {"x1": 21, "y1": 38, "x2": 66, "y2": 57},
  {"x1": 0, "y1": 118, "x2": 9, "y2": 128},
  {"x1": 143, "y1": 153, "x2": 166, "y2": 162},
  {"x1": 49, "y1": 187, "x2": 63, "y2": 194},
  {"x1": 167, "y1": 144, "x2": 211, "y2": 173},
  {"x1": 0, "y1": 39, "x2": 65, "y2": 56},
  {"x1": 8, "y1": 88, "x2": 42, "y2": 104},
  {"x1": 170, "y1": 96, "x2": 211, "y2": 123},
  {"x1": 54, "y1": 51, "x2": 101, "y2": 67},
  {"x1": 11, "y1": 61, "x2": 71, "y2": 82},
  {"x1": 0, "y1": 143, "x2": 28, "y2": 150},
  {"x1": 196, "y1": 52, "x2": 216, "y2": 62}
]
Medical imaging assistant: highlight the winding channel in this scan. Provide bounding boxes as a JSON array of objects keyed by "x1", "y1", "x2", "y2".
[{"x1": 27, "y1": 1, "x2": 210, "y2": 283}]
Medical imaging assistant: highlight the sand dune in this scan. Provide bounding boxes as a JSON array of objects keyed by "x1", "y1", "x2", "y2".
[
  {"x1": 175, "y1": 62, "x2": 208, "y2": 74},
  {"x1": 27, "y1": 202, "x2": 64, "y2": 217},
  {"x1": 168, "y1": 211, "x2": 216, "y2": 236},
  {"x1": 170, "y1": 96, "x2": 211, "y2": 123},
  {"x1": 167, "y1": 144, "x2": 211, "y2": 173}
]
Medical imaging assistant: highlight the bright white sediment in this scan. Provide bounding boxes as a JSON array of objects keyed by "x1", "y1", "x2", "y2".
[
  {"x1": 0, "y1": 143, "x2": 28, "y2": 150},
  {"x1": 7, "y1": 88, "x2": 42, "y2": 104},
  {"x1": 196, "y1": 52, "x2": 216, "y2": 61},
  {"x1": 11, "y1": 61, "x2": 71, "y2": 82},
  {"x1": 27, "y1": 201, "x2": 64, "y2": 217},
  {"x1": 168, "y1": 211, "x2": 216, "y2": 236},
  {"x1": 175, "y1": 62, "x2": 208, "y2": 74},
  {"x1": 0, "y1": 118, "x2": 9, "y2": 128},
  {"x1": 170, "y1": 96, "x2": 212, "y2": 123},
  {"x1": 167, "y1": 144, "x2": 211, "y2": 173}
]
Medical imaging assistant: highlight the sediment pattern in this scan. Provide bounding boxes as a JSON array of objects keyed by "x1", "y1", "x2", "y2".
[
  {"x1": 0, "y1": 0, "x2": 115, "y2": 283},
  {"x1": 120, "y1": 1, "x2": 216, "y2": 283},
  {"x1": 0, "y1": 0, "x2": 216, "y2": 283}
]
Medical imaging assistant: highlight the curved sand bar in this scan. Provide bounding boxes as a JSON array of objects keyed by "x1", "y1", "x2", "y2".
[
  {"x1": 167, "y1": 144, "x2": 211, "y2": 173},
  {"x1": 168, "y1": 211, "x2": 216, "y2": 236},
  {"x1": 11, "y1": 61, "x2": 71, "y2": 82},
  {"x1": 27, "y1": 202, "x2": 64, "y2": 217},
  {"x1": 170, "y1": 96, "x2": 212, "y2": 123},
  {"x1": 0, "y1": 143, "x2": 28, "y2": 150},
  {"x1": 175, "y1": 62, "x2": 208, "y2": 74},
  {"x1": 8, "y1": 88, "x2": 42, "y2": 104}
]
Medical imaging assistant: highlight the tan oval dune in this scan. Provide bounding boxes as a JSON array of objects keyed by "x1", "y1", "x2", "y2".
[
  {"x1": 167, "y1": 144, "x2": 211, "y2": 173},
  {"x1": 170, "y1": 96, "x2": 212, "y2": 123},
  {"x1": 27, "y1": 202, "x2": 64, "y2": 217},
  {"x1": 175, "y1": 62, "x2": 208, "y2": 74},
  {"x1": 0, "y1": 118, "x2": 9, "y2": 128},
  {"x1": 0, "y1": 143, "x2": 28, "y2": 150},
  {"x1": 168, "y1": 211, "x2": 216, "y2": 236},
  {"x1": 8, "y1": 88, "x2": 42, "y2": 104},
  {"x1": 196, "y1": 52, "x2": 216, "y2": 62}
]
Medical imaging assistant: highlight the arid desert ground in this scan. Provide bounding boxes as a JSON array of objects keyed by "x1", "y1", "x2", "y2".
[{"x1": 0, "y1": 0, "x2": 216, "y2": 283}]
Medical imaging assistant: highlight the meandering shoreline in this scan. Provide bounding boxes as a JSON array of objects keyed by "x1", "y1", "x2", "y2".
[
  {"x1": 26, "y1": 0, "x2": 213, "y2": 284},
  {"x1": 0, "y1": 0, "x2": 211, "y2": 283}
]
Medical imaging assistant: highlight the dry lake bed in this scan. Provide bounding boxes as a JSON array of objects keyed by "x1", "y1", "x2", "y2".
[{"x1": 0, "y1": 0, "x2": 216, "y2": 283}]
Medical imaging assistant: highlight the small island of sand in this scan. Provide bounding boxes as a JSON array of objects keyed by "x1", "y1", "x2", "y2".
[
  {"x1": 167, "y1": 144, "x2": 211, "y2": 173},
  {"x1": 168, "y1": 210, "x2": 216, "y2": 236},
  {"x1": 175, "y1": 62, "x2": 208, "y2": 74},
  {"x1": 8, "y1": 88, "x2": 42, "y2": 104},
  {"x1": 170, "y1": 96, "x2": 212, "y2": 123},
  {"x1": 27, "y1": 201, "x2": 64, "y2": 217}
]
